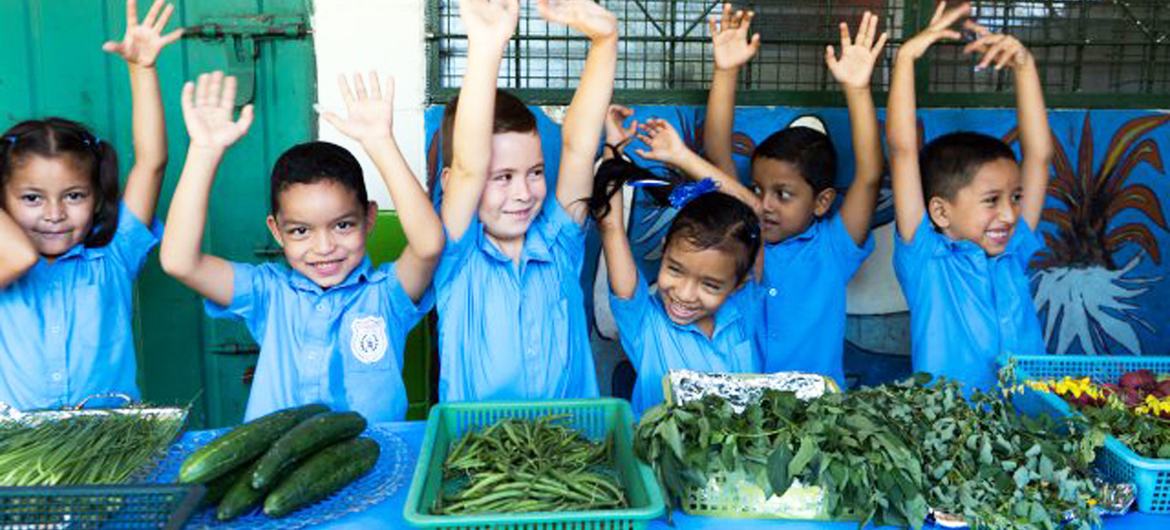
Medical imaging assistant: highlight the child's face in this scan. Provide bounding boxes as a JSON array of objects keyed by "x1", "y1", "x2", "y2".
[
  {"x1": 656, "y1": 239, "x2": 742, "y2": 336},
  {"x1": 752, "y1": 158, "x2": 833, "y2": 244},
  {"x1": 2, "y1": 155, "x2": 95, "y2": 259},
  {"x1": 929, "y1": 158, "x2": 1022, "y2": 256},
  {"x1": 266, "y1": 179, "x2": 375, "y2": 289},
  {"x1": 479, "y1": 131, "x2": 546, "y2": 247}
]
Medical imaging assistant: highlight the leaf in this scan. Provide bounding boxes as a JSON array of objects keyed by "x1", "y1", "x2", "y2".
[
  {"x1": 1013, "y1": 466, "x2": 1030, "y2": 489},
  {"x1": 655, "y1": 417, "x2": 684, "y2": 461},
  {"x1": 766, "y1": 444, "x2": 794, "y2": 496},
  {"x1": 788, "y1": 435, "x2": 817, "y2": 478}
]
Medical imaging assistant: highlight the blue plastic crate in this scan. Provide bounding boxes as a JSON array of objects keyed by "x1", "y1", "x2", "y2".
[{"x1": 1007, "y1": 355, "x2": 1170, "y2": 513}]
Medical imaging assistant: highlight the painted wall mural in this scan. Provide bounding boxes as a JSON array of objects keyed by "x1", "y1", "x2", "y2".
[{"x1": 423, "y1": 106, "x2": 1170, "y2": 370}]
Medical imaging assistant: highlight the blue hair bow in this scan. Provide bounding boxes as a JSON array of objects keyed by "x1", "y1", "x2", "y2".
[{"x1": 668, "y1": 178, "x2": 718, "y2": 209}]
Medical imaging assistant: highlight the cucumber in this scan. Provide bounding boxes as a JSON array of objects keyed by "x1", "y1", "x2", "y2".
[
  {"x1": 262, "y1": 437, "x2": 380, "y2": 518},
  {"x1": 199, "y1": 460, "x2": 251, "y2": 508},
  {"x1": 179, "y1": 404, "x2": 328, "y2": 484},
  {"x1": 251, "y1": 411, "x2": 367, "y2": 489},
  {"x1": 216, "y1": 459, "x2": 268, "y2": 521}
]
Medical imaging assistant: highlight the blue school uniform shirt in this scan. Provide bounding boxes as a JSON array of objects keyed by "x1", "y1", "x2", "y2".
[
  {"x1": 893, "y1": 214, "x2": 1046, "y2": 392},
  {"x1": 434, "y1": 200, "x2": 598, "y2": 402},
  {"x1": 205, "y1": 258, "x2": 430, "y2": 422},
  {"x1": 610, "y1": 271, "x2": 762, "y2": 415},
  {"x1": 0, "y1": 204, "x2": 160, "y2": 410},
  {"x1": 760, "y1": 214, "x2": 873, "y2": 386}
]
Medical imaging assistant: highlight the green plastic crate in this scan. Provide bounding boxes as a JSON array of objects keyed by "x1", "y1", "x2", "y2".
[
  {"x1": 403, "y1": 398, "x2": 665, "y2": 529},
  {"x1": 1008, "y1": 354, "x2": 1170, "y2": 513}
]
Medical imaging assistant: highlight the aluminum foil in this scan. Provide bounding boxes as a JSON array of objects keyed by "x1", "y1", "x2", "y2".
[
  {"x1": 667, "y1": 370, "x2": 831, "y2": 413},
  {"x1": 1094, "y1": 478, "x2": 1136, "y2": 516}
]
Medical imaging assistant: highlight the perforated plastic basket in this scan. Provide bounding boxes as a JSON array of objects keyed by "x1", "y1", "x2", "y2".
[
  {"x1": 1008, "y1": 354, "x2": 1170, "y2": 513},
  {"x1": 0, "y1": 484, "x2": 203, "y2": 529},
  {"x1": 403, "y1": 398, "x2": 665, "y2": 529}
]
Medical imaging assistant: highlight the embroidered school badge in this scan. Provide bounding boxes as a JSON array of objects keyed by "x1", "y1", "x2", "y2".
[{"x1": 350, "y1": 316, "x2": 388, "y2": 364}]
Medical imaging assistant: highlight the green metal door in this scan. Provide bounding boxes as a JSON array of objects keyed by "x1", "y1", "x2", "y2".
[{"x1": 0, "y1": 0, "x2": 316, "y2": 428}]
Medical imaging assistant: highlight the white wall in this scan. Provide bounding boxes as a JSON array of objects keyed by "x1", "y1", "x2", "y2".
[{"x1": 312, "y1": 0, "x2": 429, "y2": 209}]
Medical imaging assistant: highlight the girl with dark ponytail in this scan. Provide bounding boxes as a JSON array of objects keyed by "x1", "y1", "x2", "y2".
[
  {"x1": 0, "y1": 1, "x2": 182, "y2": 410},
  {"x1": 593, "y1": 106, "x2": 763, "y2": 415}
]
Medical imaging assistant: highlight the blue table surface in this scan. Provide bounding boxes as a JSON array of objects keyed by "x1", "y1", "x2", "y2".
[{"x1": 201, "y1": 421, "x2": 1169, "y2": 529}]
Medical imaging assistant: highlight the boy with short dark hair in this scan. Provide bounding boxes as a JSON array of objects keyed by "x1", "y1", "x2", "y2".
[
  {"x1": 888, "y1": 2, "x2": 1054, "y2": 391},
  {"x1": 161, "y1": 71, "x2": 444, "y2": 421}
]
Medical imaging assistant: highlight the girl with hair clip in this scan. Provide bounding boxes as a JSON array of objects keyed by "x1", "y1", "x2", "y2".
[
  {"x1": 0, "y1": 1, "x2": 181, "y2": 410},
  {"x1": 593, "y1": 106, "x2": 763, "y2": 415}
]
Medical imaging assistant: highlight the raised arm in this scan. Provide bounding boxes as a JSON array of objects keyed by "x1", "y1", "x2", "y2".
[
  {"x1": 0, "y1": 210, "x2": 38, "y2": 287},
  {"x1": 322, "y1": 72, "x2": 445, "y2": 302},
  {"x1": 963, "y1": 20, "x2": 1052, "y2": 230},
  {"x1": 888, "y1": 1, "x2": 968, "y2": 242},
  {"x1": 827, "y1": 11, "x2": 888, "y2": 245},
  {"x1": 636, "y1": 118, "x2": 761, "y2": 211},
  {"x1": 103, "y1": 0, "x2": 183, "y2": 224},
  {"x1": 441, "y1": 0, "x2": 519, "y2": 242},
  {"x1": 704, "y1": 3, "x2": 760, "y2": 178},
  {"x1": 542, "y1": 0, "x2": 619, "y2": 224},
  {"x1": 159, "y1": 72, "x2": 254, "y2": 307}
]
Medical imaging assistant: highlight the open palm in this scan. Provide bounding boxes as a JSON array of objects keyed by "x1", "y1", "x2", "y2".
[
  {"x1": 826, "y1": 11, "x2": 888, "y2": 89},
  {"x1": 322, "y1": 73, "x2": 395, "y2": 144},
  {"x1": 460, "y1": 0, "x2": 519, "y2": 51},
  {"x1": 182, "y1": 72, "x2": 254, "y2": 150},
  {"x1": 103, "y1": 0, "x2": 183, "y2": 68},
  {"x1": 710, "y1": 3, "x2": 760, "y2": 70},
  {"x1": 538, "y1": 0, "x2": 617, "y2": 40}
]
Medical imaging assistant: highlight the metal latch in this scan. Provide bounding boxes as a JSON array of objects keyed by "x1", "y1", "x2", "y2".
[
  {"x1": 182, "y1": 14, "x2": 310, "y2": 105},
  {"x1": 208, "y1": 342, "x2": 260, "y2": 356}
]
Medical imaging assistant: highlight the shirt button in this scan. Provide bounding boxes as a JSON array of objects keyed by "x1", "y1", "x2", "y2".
[
  {"x1": 306, "y1": 351, "x2": 318, "y2": 361},
  {"x1": 50, "y1": 372, "x2": 63, "y2": 382},
  {"x1": 768, "y1": 288, "x2": 778, "y2": 297},
  {"x1": 316, "y1": 303, "x2": 327, "y2": 312},
  {"x1": 49, "y1": 325, "x2": 61, "y2": 334}
]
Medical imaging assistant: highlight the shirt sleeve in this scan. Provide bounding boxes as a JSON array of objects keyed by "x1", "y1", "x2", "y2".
[
  {"x1": 608, "y1": 270, "x2": 653, "y2": 367},
  {"x1": 892, "y1": 213, "x2": 938, "y2": 298},
  {"x1": 204, "y1": 262, "x2": 272, "y2": 334},
  {"x1": 825, "y1": 213, "x2": 875, "y2": 280},
  {"x1": 385, "y1": 261, "x2": 435, "y2": 333},
  {"x1": 1010, "y1": 219, "x2": 1044, "y2": 266},
  {"x1": 107, "y1": 203, "x2": 163, "y2": 277},
  {"x1": 434, "y1": 219, "x2": 481, "y2": 288},
  {"x1": 543, "y1": 199, "x2": 586, "y2": 271}
]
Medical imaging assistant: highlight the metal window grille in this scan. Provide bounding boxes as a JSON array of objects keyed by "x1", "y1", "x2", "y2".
[{"x1": 426, "y1": 1, "x2": 1170, "y2": 107}]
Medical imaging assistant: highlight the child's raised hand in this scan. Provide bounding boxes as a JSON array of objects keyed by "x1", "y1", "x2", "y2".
[
  {"x1": 538, "y1": 0, "x2": 617, "y2": 41},
  {"x1": 460, "y1": 0, "x2": 519, "y2": 53},
  {"x1": 962, "y1": 20, "x2": 1032, "y2": 71},
  {"x1": 709, "y1": 3, "x2": 761, "y2": 71},
  {"x1": 321, "y1": 72, "x2": 395, "y2": 146},
  {"x1": 898, "y1": 1, "x2": 969, "y2": 62},
  {"x1": 634, "y1": 119, "x2": 688, "y2": 166},
  {"x1": 102, "y1": 0, "x2": 183, "y2": 68},
  {"x1": 826, "y1": 11, "x2": 888, "y2": 89},
  {"x1": 181, "y1": 72, "x2": 254, "y2": 151},
  {"x1": 605, "y1": 105, "x2": 638, "y2": 150}
]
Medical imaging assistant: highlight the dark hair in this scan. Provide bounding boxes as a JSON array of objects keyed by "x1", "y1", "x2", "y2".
[
  {"x1": 438, "y1": 89, "x2": 537, "y2": 171},
  {"x1": 751, "y1": 126, "x2": 837, "y2": 194},
  {"x1": 587, "y1": 155, "x2": 760, "y2": 284},
  {"x1": 270, "y1": 141, "x2": 368, "y2": 215},
  {"x1": 919, "y1": 132, "x2": 1017, "y2": 202},
  {"x1": 667, "y1": 193, "x2": 761, "y2": 284},
  {"x1": 0, "y1": 118, "x2": 120, "y2": 248}
]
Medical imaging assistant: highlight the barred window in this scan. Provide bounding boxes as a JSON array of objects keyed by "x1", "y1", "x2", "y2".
[{"x1": 427, "y1": 1, "x2": 1169, "y2": 107}]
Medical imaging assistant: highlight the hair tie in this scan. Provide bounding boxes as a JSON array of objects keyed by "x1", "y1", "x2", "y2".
[
  {"x1": 3, "y1": 136, "x2": 15, "y2": 147},
  {"x1": 668, "y1": 178, "x2": 718, "y2": 209}
]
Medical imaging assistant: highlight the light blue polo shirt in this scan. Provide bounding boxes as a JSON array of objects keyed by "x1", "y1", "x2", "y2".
[
  {"x1": 760, "y1": 214, "x2": 873, "y2": 386},
  {"x1": 434, "y1": 200, "x2": 598, "y2": 402},
  {"x1": 893, "y1": 214, "x2": 1046, "y2": 392},
  {"x1": 611, "y1": 271, "x2": 762, "y2": 415},
  {"x1": 206, "y1": 258, "x2": 430, "y2": 422},
  {"x1": 0, "y1": 204, "x2": 160, "y2": 410}
]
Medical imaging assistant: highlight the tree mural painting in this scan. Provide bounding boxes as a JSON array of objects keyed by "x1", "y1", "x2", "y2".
[{"x1": 1013, "y1": 113, "x2": 1170, "y2": 356}]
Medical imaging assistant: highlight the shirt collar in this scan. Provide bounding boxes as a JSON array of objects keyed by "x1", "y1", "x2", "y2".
[
  {"x1": 770, "y1": 218, "x2": 821, "y2": 248},
  {"x1": 287, "y1": 256, "x2": 380, "y2": 293},
  {"x1": 476, "y1": 214, "x2": 554, "y2": 265}
]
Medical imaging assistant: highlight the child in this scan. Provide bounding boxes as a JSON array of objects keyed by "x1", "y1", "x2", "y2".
[
  {"x1": 160, "y1": 71, "x2": 444, "y2": 422},
  {"x1": 0, "y1": 0, "x2": 179, "y2": 410},
  {"x1": 699, "y1": 5, "x2": 887, "y2": 386},
  {"x1": 888, "y1": 2, "x2": 1052, "y2": 391},
  {"x1": 592, "y1": 112, "x2": 762, "y2": 415},
  {"x1": 434, "y1": 0, "x2": 617, "y2": 401}
]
